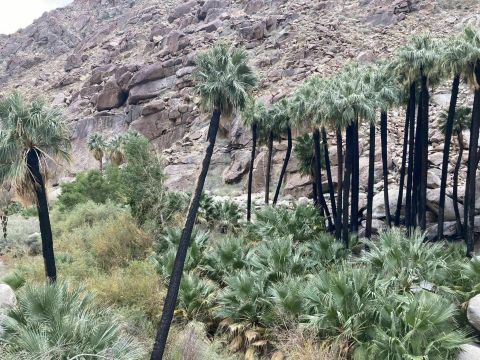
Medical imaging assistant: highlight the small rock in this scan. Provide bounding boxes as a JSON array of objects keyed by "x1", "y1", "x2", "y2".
[
  {"x1": 0, "y1": 284, "x2": 16, "y2": 310},
  {"x1": 467, "y1": 294, "x2": 480, "y2": 332}
]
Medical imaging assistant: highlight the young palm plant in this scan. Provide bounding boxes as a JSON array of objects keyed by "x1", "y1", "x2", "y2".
[
  {"x1": 0, "y1": 93, "x2": 70, "y2": 282},
  {"x1": 87, "y1": 133, "x2": 107, "y2": 172},
  {"x1": 151, "y1": 44, "x2": 257, "y2": 359}
]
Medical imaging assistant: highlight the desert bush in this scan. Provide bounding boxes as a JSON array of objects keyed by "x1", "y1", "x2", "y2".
[{"x1": 0, "y1": 282, "x2": 145, "y2": 359}]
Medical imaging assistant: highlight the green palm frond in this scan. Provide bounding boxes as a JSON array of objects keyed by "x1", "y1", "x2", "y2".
[
  {"x1": 242, "y1": 97, "x2": 266, "y2": 127},
  {"x1": 87, "y1": 133, "x2": 107, "y2": 162},
  {"x1": 438, "y1": 106, "x2": 471, "y2": 136},
  {"x1": 194, "y1": 44, "x2": 258, "y2": 115}
]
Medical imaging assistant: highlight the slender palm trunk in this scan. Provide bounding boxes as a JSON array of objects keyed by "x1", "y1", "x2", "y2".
[
  {"x1": 314, "y1": 129, "x2": 333, "y2": 231},
  {"x1": 265, "y1": 131, "x2": 274, "y2": 204},
  {"x1": 380, "y1": 111, "x2": 391, "y2": 227},
  {"x1": 395, "y1": 99, "x2": 411, "y2": 226},
  {"x1": 465, "y1": 65, "x2": 480, "y2": 257},
  {"x1": 453, "y1": 133, "x2": 464, "y2": 235},
  {"x1": 405, "y1": 83, "x2": 417, "y2": 232},
  {"x1": 438, "y1": 75, "x2": 460, "y2": 240},
  {"x1": 342, "y1": 124, "x2": 353, "y2": 247},
  {"x1": 418, "y1": 73, "x2": 430, "y2": 231},
  {"x1": 151, "y1": 109, "x2": 221, "y2": 360},
  {"x1": 26, "y1": 149, "x2": 56, "y2": 282},
  {"x1": 273, "y1": 126, "x2": 292, "y2": 205},
  {"x1": 336, "y1": 129, "x2": 343, "y2": 240},
  {"x1": 247, "y1": 123, "x2": 257, "y2": 221},
  {"x1": 412, "y1": 83, "x2": 424, "y2": 229},
  {"x1": 312, "y1": 174, "x2": 318, "y2": 206},
  {"x1": 322, "y1": 128, "x2": 337, "y2": 227},
  {"x1": 365, "y1": 123, "x2": 376, "y2": 239},
  {"x1": 350, "y1": 119, "x2": 360, "y2": 234}
]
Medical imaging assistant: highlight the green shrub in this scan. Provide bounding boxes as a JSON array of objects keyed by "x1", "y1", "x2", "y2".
[
  {"x1": 0, "y1": 282, "x2": 145, "y2": 359},
  {"x1": 1, "y1": 271, "x2": 26, "y2": 290},
  {"x1": 178, "y1": 273, "x2": 218, "y2": 322}
]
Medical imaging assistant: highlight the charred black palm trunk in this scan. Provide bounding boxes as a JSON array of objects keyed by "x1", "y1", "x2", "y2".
[
  {"x1": 27, "y1": 149, "x2": 56, "y2": 282},
  {"x1": 350, "y1": 119, "x2": 360, "y2": 234},
  {"x1": 151, "y1": 109, "x2": 221, "y2": 360},
  {"x1": 412, "y1": 83, "x2": 424, "y2": 229},
  {"x1": 335, "y1": 129, "x2": 343, "y2": 240},
  {"x1": 342, "y1": 124, "x2": 354, "y2": 247},
  {"x1": 405, "y1": 83, "x2": 417, "y2": 232},
  {"x1": 265, "y1": 131, "x2": 274, "y2": 204},
  {"x1": 380, "y1": 111, "x2": 391, "y2": 227},
  {"x1": 418, "y1": 73, "x2": 430, "y2": 231},
  {"x1": 247, "y1": 122, "x2": 258, "y2": 222},
  {"x1": 465, "y1": 64, "x2": 480, "y2": 257},
  {"x1": 395, "y1": 98, "x2": 411, "y2": 226},
  {"x1": 273, "y1": 126, "x2": 292, "y2": 205},
  {"x1": 453, "y1": 133, "x2": 464, "y2": 235},
  {"x1": 438, "y1": 75, "x2": 460, "y2": 240},
  {"x1": 365, "y1": 123, "x2": 376, "y2": 239},
  {"x1": 313, "y1": 129, "x2": 333, "y2": 231},
  {"x1": 322, "y1": 128, "x2": 337, "y2": 228}
]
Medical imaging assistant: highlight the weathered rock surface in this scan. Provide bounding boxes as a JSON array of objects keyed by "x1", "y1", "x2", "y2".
[
  {"x1": 467, "y1": 294, "x2": 480, "y2": 332},
  {"x1": 96, "y1": 78, "x2": 127, "y2": 111},
  {"x1": 459, "y1": 344, "x2": 480, "y2": 360},
  {"x1": 0, "y1": 284, "x2": 16, "y2": 310}
]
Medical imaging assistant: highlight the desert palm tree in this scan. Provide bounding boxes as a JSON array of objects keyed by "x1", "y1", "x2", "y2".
[
  {"x1": 108, "y1": 134, "x2": 126, "y2": 166},
  {"x1": 272, "y1": 98, "x2": 293, "y2": 205},
  {"x1": 439, "y1": 106, "x2": 471, "y2": 235},
  {"x1": 151, "y1": 44, "x2": 257, "y2": 360},
  {"x1": 260, "y1": 108, "x2": 278, "y2": 205},
  {"x1": 242, "y1": 97, "x2": 266, "y2": 221},
  {"x1": 87, "y1": 133, "x2": 107, "y2": 172},
  {"x1": 294, "y1": 133, "x2": 318, "y2": 203},
  {"x1": 0, "y1": 93, "x2": 70, "y2": 282}
]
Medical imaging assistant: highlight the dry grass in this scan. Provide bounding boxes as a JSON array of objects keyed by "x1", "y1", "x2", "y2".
[{"x1": 275, "y1": 329, "x2": 342, "y2": 360}]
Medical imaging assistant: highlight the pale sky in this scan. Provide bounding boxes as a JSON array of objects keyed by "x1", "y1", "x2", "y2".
[{"x1": 0, "y1": 0, "x2": 74, "y2": 35}]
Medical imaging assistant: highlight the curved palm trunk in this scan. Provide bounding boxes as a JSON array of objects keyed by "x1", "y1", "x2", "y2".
[
  {"x1": 335, "y1": 129, "x2": 343, "y2": 240},
  {"x1": 380, "y1": 111, "x2": 391, "y2": 227},
  {"x1": 418, "y1": 73, "x2": 430, "y2": 231},
  {"x1": 27, "y1": 149, "x2": 57, "y2": 282},
  {"x1": 273, "y1": 126, "x2": 292, "y2": 205},
  {"x1": 322, "y1": 128, "x2": 337, "y2": 227},
  {"x1": 265, "y1": 131, "x2": 274, "y2": 204},
  {"x1": 342, "y1": 124, "x2": 353, "y2": 247},
  {"x1": 438, "y1": 75, "x2": 460, "y2": 240},
  {"x1": 453, "y1": 133, "x2": 464, "y2": 235},
  {"x1": 465, "y1": 65, "x2": 480, "y2": 257},
  {"x1": 365, "y1": 123, "x2": 376, "y2": 239},
  {"x1": 151, "y1": 109, "x2": 221, "y2": 360},
  {"x1": 395, "y1": 99, "x2": 411, "y2": 226},
  {"x1": 405, "y1": 83, "x2": 417, "y2": 233},
  {"x1": 247, "y1": 122, "x2": 258, "y2": 221},
  {"x1": 313, "y1": 129, "x2": 333, "y2": 231}
]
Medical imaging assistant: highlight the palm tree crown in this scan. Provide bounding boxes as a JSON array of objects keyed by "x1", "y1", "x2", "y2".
[
  {"x1": 87, "y1": 133, "x2": 107, "y2": 162},
  {"x1": 439, "y1": 106, "x2": 472, "y2": 136},
  {"x1": 194, "y1": 44, "x2": 258, "y2": 115},
  {"x1": 242, "y1": 97, "x2": 266, "y2": 127}
]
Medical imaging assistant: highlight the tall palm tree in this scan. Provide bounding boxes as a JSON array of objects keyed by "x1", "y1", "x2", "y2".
[
  {"x1": 294, "y1": 133, "x2": 318, "y2": 203},
  {"x1": 108, "y1": 134, "x2": 126, "y2": 166},
  {"x1": 0, "y1": 93, "x2": 70, "y2": 282},
  {"x1": 260, "y1": 108, "x2": 277, "y2": 205},
  {"x1": 87, "y1": 133, "x2": 107, "y2": 172},
  {"x1": 272, "y1": 98, "x2": 293, "y2": 205},
  {"x1": 438, "y1": 106, "x2": 471, "y2": 235},
  {"x1": 150, "y1": 44, "x2": 257, "y2": 360},
  {"x1": 242, "y1": 97, "x2": 266, "y2": 221}
]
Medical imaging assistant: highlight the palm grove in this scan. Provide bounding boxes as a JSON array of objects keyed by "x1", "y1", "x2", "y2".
[{"x1": 0, "y1": 27, "x2": 479, "y2": 359}]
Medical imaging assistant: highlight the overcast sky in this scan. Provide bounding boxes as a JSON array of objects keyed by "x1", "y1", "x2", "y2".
[{"x1": 0, "y1": 0, "x2": 74, "y2": 35}]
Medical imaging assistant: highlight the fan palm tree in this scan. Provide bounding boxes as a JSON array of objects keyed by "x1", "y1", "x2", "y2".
[
  {"x1": 438, "y1": 106, "x2": 471, "y2": 235},
  {"x1": 294, "y1": 133, "x2": 318, "y2": 203},
  {"x1": 108, "y1": 134, "x2": 126, "y2": 166},
  {"x1": 87, "y1": 133, "x2": 107, "y2": 172},
  {"x1": 151, "y1": 44, "x2": 257, "y2": 360},
  {"x1": 242, "y1": 97, "x2": 266, "y2": 221},
  {"x1": 0, "y1": 93, "x2": 70, "y2": 282},
  {"x1": 260, "y1": 108, "x2": 277, "y2": 205},
  {"x1": 272, "y1": 98, "x2": 293, "y2": 206}
]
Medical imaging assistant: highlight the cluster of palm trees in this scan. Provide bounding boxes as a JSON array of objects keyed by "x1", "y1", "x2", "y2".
[{"x1": 87, "y1": 132, "x2": 128, "y2": 172}]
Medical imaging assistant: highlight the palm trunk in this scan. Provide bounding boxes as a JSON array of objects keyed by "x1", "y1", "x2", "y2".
[
  {"x1": 151, "y1": 109, "x2": 221, "y2": 360},
  {"x1": 247, "y1": 123, "x2": 258, "y2": 221},
  {"x1": 380, "y1": 111, "x2": 391, "y2": 227},
  {"x1": 418, "y1": 73, "x2": 429, "y2": 231},
  {"x1": 395, "y1": 98, "x2": 411, "y2": 226},
  {"x1": 26, "y1": 149, "x2": 57, "y2": 282},
  {"x1": 438, "y1": 75, "x2": 460, "y2": 240},
  {"x1": 350, "y1": 118, "x2": 360, "y2": 234},
  {"x1": 465, "y1": 65, "x2": 480, "y2": 257},
  {"x1": 312, "y1": 175, "x2": 318, "y2": 206},
  {"x1": 365, "y1": 123, "x2": 376, "y2": 239},
  {"x1": 265, "y1": 131, "x2": 274, "y2": 204},
  {"x1": 453, "y1": 133, "x2": 464, "y2": 235},
  {"x1": 412, "y1": 83, "x2": 424, "y2": 229},
  {"x1": 322, "y1": 128, "x2": 337, "y2": 227},
  {"x1": 405, "y1": 82, "x2": 417, "y2": 232},
  {"x1": 342, "y1": 124, "x2": 353, "y2": 247},
  {"x1": 335, "y1": 129, "x2": 343, "y2": 240},
  {"x1": 314, "y1": 129, "x2": 333, "y2": 231},
  {"x1": 273, "y1": 126, "x2": 292, "y2": 205}
]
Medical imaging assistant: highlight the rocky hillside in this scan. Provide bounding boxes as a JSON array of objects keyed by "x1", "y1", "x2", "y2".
[{"x1": 1, "y1": 0, "x2": 480, "y2": 219}]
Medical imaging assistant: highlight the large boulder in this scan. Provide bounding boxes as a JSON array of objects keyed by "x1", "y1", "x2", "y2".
[
  {"x1": 467, "y1": 294, "x2": 480, "y2": 331},
  {"x1": 0, "y1": 284, "x2": 16, "y2": 310},
  {"x1": 128, "y1": 76, "x2": 176, "y2": 104},
  {"x1": 222, "y1": 151, "x2": 250, "y2": 184},
  {"x1": 198, "y1": 0, "x2": 226, "y2": 21},
  {"x1": 371, "y1": 189, "x2": 405, "y2": 219},
  {"x1": 96, "y1": 78, "x2": 127, "y2": 111},
  {"x1": 168, "y1": 1, "x2": 197, "y2": 23},
  {"x1": 426, "y1": 188, "x2": 464, "y2": 221},
  {"x1": 283, "y1": 173, "x2": 311, "y2": 198},
  {"x1": 128, "y1": 61, "x2": 178, "y2": 89},
  {"x1": 64, "y1": 53, "x2": 83, "y2": 72},
  {"x1": 459, "y1": 344, "x2": 480, "y2": 360}
]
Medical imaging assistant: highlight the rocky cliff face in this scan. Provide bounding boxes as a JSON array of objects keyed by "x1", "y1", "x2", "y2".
[{"x1": 1, "y1": 0, "x2": 479, "y2": 220}]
